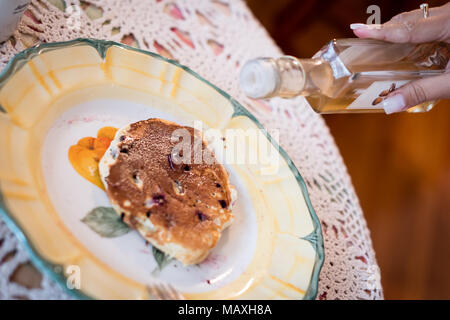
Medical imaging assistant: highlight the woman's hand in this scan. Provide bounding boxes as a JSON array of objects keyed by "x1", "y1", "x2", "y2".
[{"x1": 350, "y1": 3, "x2": 450, "y2": 114}]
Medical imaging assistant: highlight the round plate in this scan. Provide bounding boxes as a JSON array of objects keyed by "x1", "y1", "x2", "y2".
[{"x1": 0, "y1": 39, "x2": 323, "y2": 300}]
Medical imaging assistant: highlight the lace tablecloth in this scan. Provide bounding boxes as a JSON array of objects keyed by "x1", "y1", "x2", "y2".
[{"x1": 0, "y1": 0, "x2": 382, "y2": 300}]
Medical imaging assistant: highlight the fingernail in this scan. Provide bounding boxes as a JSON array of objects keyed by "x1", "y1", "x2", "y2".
[
  {"x1": 350, "y1": 23, "x2": 366, "y2": 30},
  {"x1": 380, "y1": 94, "x2": 406, "y2": 114},
  {"x1": 350, "y1": 23, "x2": 382, "y2": 30}
]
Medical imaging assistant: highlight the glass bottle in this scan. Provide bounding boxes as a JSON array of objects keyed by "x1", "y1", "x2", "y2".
[{"x1": 239, "y1": 39, "x2": 450, "y2": 113}]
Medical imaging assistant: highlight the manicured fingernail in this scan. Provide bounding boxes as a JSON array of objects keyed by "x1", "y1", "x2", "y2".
[
  {"x1": 381, "y1": 94, "x2": 406, "y2": 114},
  {"x1": 350, "y1": 23, "x2": 382, "y2": 30},
  {"x1": 350, "y1": 23, "x2": 366, "y2": 30}
]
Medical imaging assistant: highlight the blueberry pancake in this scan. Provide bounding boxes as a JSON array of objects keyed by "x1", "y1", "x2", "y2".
[{"x1": 99, "y1": 118, "x2": 236, "y2": 265}]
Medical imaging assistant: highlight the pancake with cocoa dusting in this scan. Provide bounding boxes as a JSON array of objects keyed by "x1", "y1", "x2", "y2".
[{"x1": 99, "y1": 118, "x2": 236, "y2": 265}]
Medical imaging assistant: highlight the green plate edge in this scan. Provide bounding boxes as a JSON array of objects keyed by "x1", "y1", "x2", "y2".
[{"x1": 0, "y1": 38, "x2": 324, "y2": 300}]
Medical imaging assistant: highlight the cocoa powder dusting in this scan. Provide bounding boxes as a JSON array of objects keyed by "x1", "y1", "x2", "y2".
[{"x1": 105, "y1": 119, "x2": 233, "y2": 251}]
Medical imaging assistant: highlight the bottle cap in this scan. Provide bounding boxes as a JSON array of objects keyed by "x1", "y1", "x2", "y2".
[{"x1": 239, "y1": 58, "x2": 279, "y2": 99}]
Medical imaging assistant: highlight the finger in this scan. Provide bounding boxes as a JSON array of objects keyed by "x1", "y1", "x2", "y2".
[
  {"x1": 379, "y1": 73, "x2": 450, "y2": 114},
  {"x1": 390, "y1": 4, "x2": 450, "y2": 23},
  {"x1": 351, "y1": 14, "x2": 450, "y2": 43},
  {"x1": 350, "y1": 3, "x2": 450, "y2": 33},
  {"x1": 350, "y1": 2, "x2": 450, "y2": 32}
]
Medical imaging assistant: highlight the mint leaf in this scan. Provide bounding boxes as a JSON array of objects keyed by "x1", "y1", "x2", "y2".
[
  {"x1": 81, "y1": 207, "x2": 130, "y2": 238},
  {"x1": 152, "y1": 246, "x2": 172, "y2": 270}
]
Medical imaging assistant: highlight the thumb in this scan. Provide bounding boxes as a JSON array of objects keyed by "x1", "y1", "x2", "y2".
[{"x1": 380, "y1": 73, "x2": 450, "y2": 114}]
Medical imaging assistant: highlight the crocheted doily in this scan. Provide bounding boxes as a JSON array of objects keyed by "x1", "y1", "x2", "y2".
[{"x1": 0, "y1": 0, "x2": 382, "y2": 300}]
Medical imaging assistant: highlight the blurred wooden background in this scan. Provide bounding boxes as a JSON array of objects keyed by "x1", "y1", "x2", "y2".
[{"x1": 246, "y1": 0, "x2": 450, "y2": 299}]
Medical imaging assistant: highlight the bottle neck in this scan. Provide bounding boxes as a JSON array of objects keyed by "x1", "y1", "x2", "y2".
[
  {"x1": 239, "y1": 56, "x2": 327, "y2": 99},
  {"x1": 273, "y1": 56, "x2": 326, "y2": 98}
]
